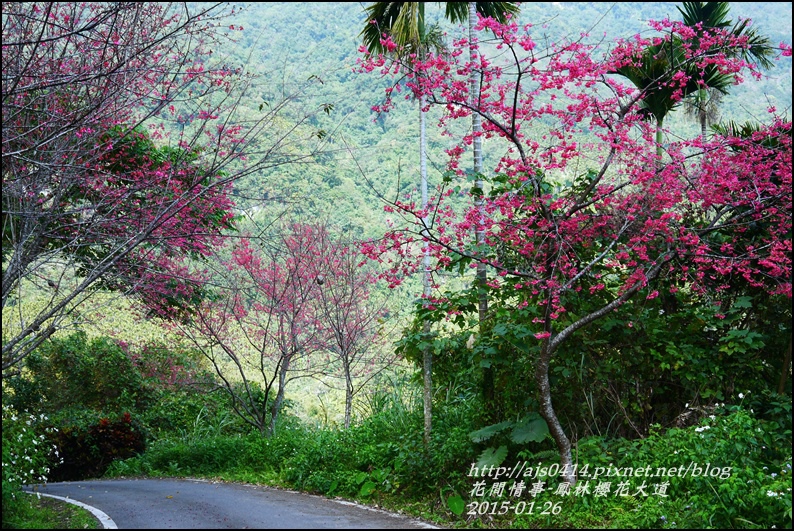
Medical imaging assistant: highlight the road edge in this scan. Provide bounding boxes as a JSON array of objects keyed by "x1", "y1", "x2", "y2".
[{"x1": 25, "y1": 491, "x2": 118, "y2": 529}]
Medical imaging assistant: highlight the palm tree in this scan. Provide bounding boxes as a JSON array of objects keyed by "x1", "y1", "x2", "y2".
[
  {"x1": 685, "y1": 87, "x2": 724, "y2": 139},
  {"x1": 611, "y1": 2, "x2": 774, "y2": 159},
  {"x1": 439, "y1": 1, "x2": 519, "y2": 418},
  {"x1": 612, "y1": 35, "x2": 733, "y2": 163},
  {"x1": 360, "y1": 1, "x2": 519, "y2": 442},
  {"x1": 361, "y1": 2, "x2": 444, "y2": 446},
  {"x1": 361, "y1": 3, "x2": 443, "y2": 56},
  {"x1": 615, "y1": 35, "x2": 721, "y2": 155},
  {"x1": 677, "y1": 2, "x2": 774, "y2": 139},
  {"x1": 677, "y1": 2, "x2": 774, "y2": 70}
]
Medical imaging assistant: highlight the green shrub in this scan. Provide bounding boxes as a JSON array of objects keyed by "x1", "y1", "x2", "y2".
[
  {"x1": 241, "y1": 429, "x2": 302, "y2": 472},
  {"x1": 2, "y1": 404, "x2": 60, "y2": 528},
  {"x1": 624, "y1": 403, "x2": 792, "y2": 528},
  {"x1": 47, "y1": 412, "x2": 146, "y2": 481},
  {"x1": 5, "y1": 332, "x2": 151, "y2": 417},
  {"x1": 505, "y1": 403, "x2": 792, "y2": 529},
  {"x1": 282, "y1": 429, "x2": 361, "y2": 494},
  {"x1": 135, "y1": 435, "x2": 247, "y2": 476},
  {"x1": 141, "y1": 388, "x2": 247, "y2": 440}
]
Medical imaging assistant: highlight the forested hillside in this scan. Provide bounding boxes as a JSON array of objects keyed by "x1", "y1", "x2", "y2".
[
  {"x1": 3, "y1": 2, "x2": 791, "y2": 529},
  {"x1": 217, "y1": 2, "x2": 792, "y2": 233}
]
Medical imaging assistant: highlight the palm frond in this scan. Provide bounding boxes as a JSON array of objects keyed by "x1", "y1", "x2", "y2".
[
  {"x1": 677, "y1": 2, "x2": 732, "y2": 30},
  {"x1": 677, "y1": 2, "x2": 774, "y2": 71},
  {"x1": 360, "y1": 2, "x2": 413, "y2": 54},
  {"x1": 444, "y1": 2, "x2": 520, "y2": 25}
]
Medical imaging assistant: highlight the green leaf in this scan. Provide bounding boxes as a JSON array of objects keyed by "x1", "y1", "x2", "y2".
[
  {"x1": 492, "y1": 323, "x2": 508, "y2": 336},
  {"x1": 470, "y1": 421, "x2": 513, "y2": 442},
  {"x1": 359, "y1": 480, "x2": 376, "y2": 497},
  {"x1": 476, "y1": 445, "x2": 508, "y2": 469},
  {"x1": 447, "y1": 495, "x2": 465, "y2": 515},
  {"x1": 372, "y1": 468, "x2": 390, "y2": 482},
  {"x1": 510, "y1": 339, "x2": 534, "y2": 354},
  {"x1": 355, "y1": 471, "x2": 367, "y2": 484},
  {"x1": 511, "y1": 414, "x2": 549, "y2": 444},
  {"x1": 327, "y1": 480, "x2": 338, "y2": 496}
]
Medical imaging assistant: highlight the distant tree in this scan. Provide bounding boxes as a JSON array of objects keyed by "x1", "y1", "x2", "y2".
[
  {"x1": 360, "y1": 2, "x2": 445, "y2": 444},
  {"x1": 443, "y1": 1, "x2": 521, "y2": 418},
  {"x1": 315, "y1": 239, "x2": 395, "y2": 429},
  {"x1": 684, "y1": 87, "x2": 724, "y2": 138},
  {"x1": 610, "y1": 36, "x2": 732, "y2": 161},
  {"x1": 175, "y1": 224, "x2": 335, "y2": 436},
  {"x1": 677, "y1": 1, "x2": 774, "y2": 69},
  {"x1": 360, "y1": 0, "x2": 520, "y2": 442},
  {"x1": 174, "y1": 223, "x2": 394, "y2": 435}
]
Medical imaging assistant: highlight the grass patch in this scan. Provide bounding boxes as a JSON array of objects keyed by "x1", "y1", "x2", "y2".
[{"x1": 3, "y1": 493, "x2": 101, "y2": 529}]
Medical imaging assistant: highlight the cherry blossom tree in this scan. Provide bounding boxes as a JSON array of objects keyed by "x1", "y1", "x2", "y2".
[
  {"x1": 358, "y1": 14, "x2": 792, "y2": 483},
  {"x1": 314, "y1": 237, "x2": 396, "y2": 429},
  {"x1": 173, "y1": 223, "x2": 397, "y2": 435},
  {"x1": 174, "y1": 223, "x2": 335, "y2": 436},
  {"x1": 2, "y1": 3, "x2": 328, "y2": 375}
]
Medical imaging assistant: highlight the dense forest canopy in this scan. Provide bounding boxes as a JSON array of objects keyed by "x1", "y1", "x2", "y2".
[{"x1": 214, "y1": 2, "x2": 791, "y2": 226}]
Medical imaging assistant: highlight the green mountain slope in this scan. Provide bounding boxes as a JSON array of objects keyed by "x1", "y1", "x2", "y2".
[{"x1": 213, "y1": 2, "x2": 790, "y2": 240}]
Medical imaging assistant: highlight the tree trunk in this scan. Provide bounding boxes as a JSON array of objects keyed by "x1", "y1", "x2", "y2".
[
  {"x1": 535, "y1": 342, "x2": 576, "y2": 485},
  {"x1": 420, "y1": 95, "x2": 433, "y2": 445},
  {"x1": 778, "y1": 337, "x2": 792, "y2": 395},
  {"x1": 344, "y1": 363, "x2": 353, "y2": 429},
  {"x1": 269, "y1": 355, "x2": 290, "y2": 436},
  {"x1": 655, "y1": 117, "x2": 664, "y2": 167},
  {"x1": 468, "y1": 1, "x2": 495, "y2": 415},
  {"x1": 423, "y1": 320, "x2": 432, "y2": 445}
]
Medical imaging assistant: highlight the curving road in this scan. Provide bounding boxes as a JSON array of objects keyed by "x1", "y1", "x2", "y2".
[{"x1": 29, "y1": 478, "x2": 440, "y2": 529}]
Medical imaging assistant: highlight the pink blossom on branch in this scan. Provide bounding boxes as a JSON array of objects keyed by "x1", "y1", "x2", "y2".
[
  {"x1": 172, "y1": 223, "x2": 396, "y2": 434},
  {"x1": 2, "y1": 3, "x2": 329, "y2": 372},
  {"x1": 357, "y1": 15, "x2": 790, "y2": 485},
  {"x1": 357, "y1": 14, "x2": 792, "y2": 336}
]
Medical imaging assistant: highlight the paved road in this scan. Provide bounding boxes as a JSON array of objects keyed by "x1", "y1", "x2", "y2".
[{"x1": 30, "y1": 478, "x2": 439, "y2": 529}]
